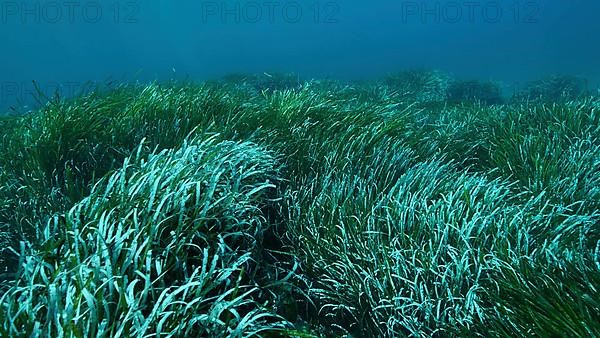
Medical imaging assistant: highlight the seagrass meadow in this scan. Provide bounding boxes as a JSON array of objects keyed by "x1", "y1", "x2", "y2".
[{"x1": 0, "y1": 71, "x2": 598, "y2": 337}]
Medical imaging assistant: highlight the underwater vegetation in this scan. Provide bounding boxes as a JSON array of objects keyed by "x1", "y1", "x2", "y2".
[
  {"x1": 0, "y1": 71, "x2": 598, "y2": 337},
  {"x1": 220, "y1": 72, "x2": 304, "y2": 95},
  {"x1": 381, "y1": 70, "x2": 450, "y2": 103},
  {"x1": 447, "y1": 80, "x2": 504, "y2": 105},
  {"x1": 513, "y1": 75, "x2": 590, "y2": 103}
]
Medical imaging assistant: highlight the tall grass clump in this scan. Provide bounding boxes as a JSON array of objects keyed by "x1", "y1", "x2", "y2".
[
  {"x1": 412, "y1": 97, "x2": 600, "y2": 212},
  {"x1": 252, "y1": 85, "x2": 422, "y2": 180},
  {"x1": 513, "y1": 75, "x2": 589, "y2": 103},
  {"x1": 286, "y1": 155, "x2": 599, "y2": 336},
  {"x1": 0, "y1": 83, "x2": 256, "y2": 270},
  {"x1": 285, "y1": 140, "x2": 533, "y2": 335},
  {"x1": 482, "y1": 259, "x2": 600, "y2": 337},
  {"x1": 0, "y1": 133, "x2": 290, "y2": 337},
  {"x1": 446, "y1": 80, "x2": 504, "y2": 105},
  {"x1": 383, "y1": 70, "x2": 450, "y2": 103}
]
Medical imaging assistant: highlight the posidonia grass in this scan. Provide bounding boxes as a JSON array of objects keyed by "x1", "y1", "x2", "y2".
[
  {"x1": 0, "y1": 71, "x2": 598, "y2": 337},
  {"x1": 0, "y1": 133, "x2": 291, "y2": 337}
]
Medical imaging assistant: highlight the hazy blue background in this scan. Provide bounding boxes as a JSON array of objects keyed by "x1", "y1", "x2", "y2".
[{"x1": 1, "y1": 0, "x2": 599, "y2": 111}]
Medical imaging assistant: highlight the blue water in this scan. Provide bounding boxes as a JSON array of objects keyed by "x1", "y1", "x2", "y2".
[{"x1": 1, "y1": 0, "x2": 599, "y2": 111}]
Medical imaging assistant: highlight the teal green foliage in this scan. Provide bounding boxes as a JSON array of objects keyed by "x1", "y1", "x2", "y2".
[
  {"x1": 447, "y1": 80, "x2": 504, "y2": 105},
  {"x1": 382, "y1": 70, "x2": 450, "y2": 103},
  {"x1": 514, "y1": 75, "x2": 589, "y2": 103},
  {"x1": 1, "y1": 135, "x2": 289, "y2": 336},
  {"x1": 0, "y1": 71, "x2": 598, "y2": 337},
  {"x1": 220, "y1": 72, "x2": 302, "y2": 94}
]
